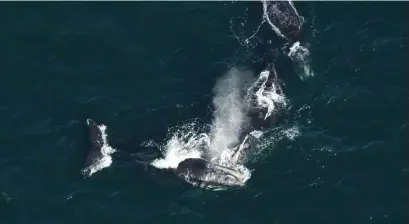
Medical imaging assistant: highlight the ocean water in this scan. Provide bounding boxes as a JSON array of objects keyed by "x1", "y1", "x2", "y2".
[{"x1": 0, "y1": 1, "x2": 408, "y2": 224}]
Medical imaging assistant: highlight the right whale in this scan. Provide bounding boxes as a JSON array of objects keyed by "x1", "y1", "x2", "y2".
[
  {"x1": 262, "y1": 0, "x2": 302, "y2": 43},
  {"x1": 175, "y1": 64, "x2": 284, "y2": 187}
]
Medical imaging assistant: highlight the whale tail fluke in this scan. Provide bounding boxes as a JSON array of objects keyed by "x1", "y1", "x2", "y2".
[
  {"x1": 87, "y1": 118, "x2": 104, "y2": 149},
  {"x1": 84, "y1": 118, "x2": 105, "y2": 169},
  {"x1": 82, "y1": 118, "x2": 158, "y2": 177},
  {"x1": 81, "y1": 118, "x2": 116, "y2": 177}
]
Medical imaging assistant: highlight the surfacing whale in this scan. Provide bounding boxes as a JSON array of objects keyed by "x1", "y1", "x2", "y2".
[
  {"x1": 81, "y1": 65, "x2": 283, "y2": 188},
  {"x1": 174, "y1": 65, "x2": 283, "y2": 187},
  {"x1": 82, "y1": 118, "x2": 251, "y2": 187},
  {"x1": 262, "y1": 0, "x2": 302, "y2": 42}
]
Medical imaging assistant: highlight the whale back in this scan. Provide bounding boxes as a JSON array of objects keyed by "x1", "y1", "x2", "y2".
[{"x1": 264, "y1": 0, "x2": 301, "y2": 41}]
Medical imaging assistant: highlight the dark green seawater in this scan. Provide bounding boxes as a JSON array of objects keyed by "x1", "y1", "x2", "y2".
[{"x1": 0, "y1": 2, "x2": 408, "y2": 224}]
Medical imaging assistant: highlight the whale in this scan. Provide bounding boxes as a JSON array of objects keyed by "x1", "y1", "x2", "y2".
[
  {"x1": 81, "y1": 118, "x2": 249, "y2": 187},
  {"x1": 175, "y1": 158, "x2": 246, "y2": 187},
  {"x1": 81, "y1": 104, "x2": 271, "y2": 186},
  {"x1": 82, "y1": 96, "x2": 274, "y2": 186},
  {"x1": 262, "y1": 0, "x2": 302, "y2": 42},
  {"x1": 174, "y1": 65, "x2": 282, "y2": 186},
  {"x1": 81, "y1": 63, "x2": 281, "y2": 187}
]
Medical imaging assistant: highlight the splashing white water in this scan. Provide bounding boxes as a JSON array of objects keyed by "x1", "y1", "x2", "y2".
[
  {"x1": 151, "y1": 68, "x2": 254, "y2": 169},
  {"x1": 250, "y1": 130, "x2": 264, "y2": 138},
  {"x1": 151, "y1": 124, "x2": 207, "y2": 169},
  {"x1": 150, "y1": 66, "x2": 288, "y2": 189},
  {"x1": 81, "y1": 123, "x2": 116, "y2": 177},
  {"x1": 245, "y1": 69, "x2": 288, "y2": 120},
  {"x1": 282, "y1": 126, "x2": 301, "y2": 140}
]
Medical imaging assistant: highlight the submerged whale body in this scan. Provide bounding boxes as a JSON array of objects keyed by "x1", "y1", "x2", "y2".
[{"x1": 263, "y1": 0, "x2": 301, "y2": 42}]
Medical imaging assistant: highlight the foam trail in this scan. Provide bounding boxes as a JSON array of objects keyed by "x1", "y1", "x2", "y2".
[
  {"x1": 81, "y1": 123, "x2": 116, "y2": 177},
  {"x1": 229, "y1": 7, "x2": 265, "y2": 48}
]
